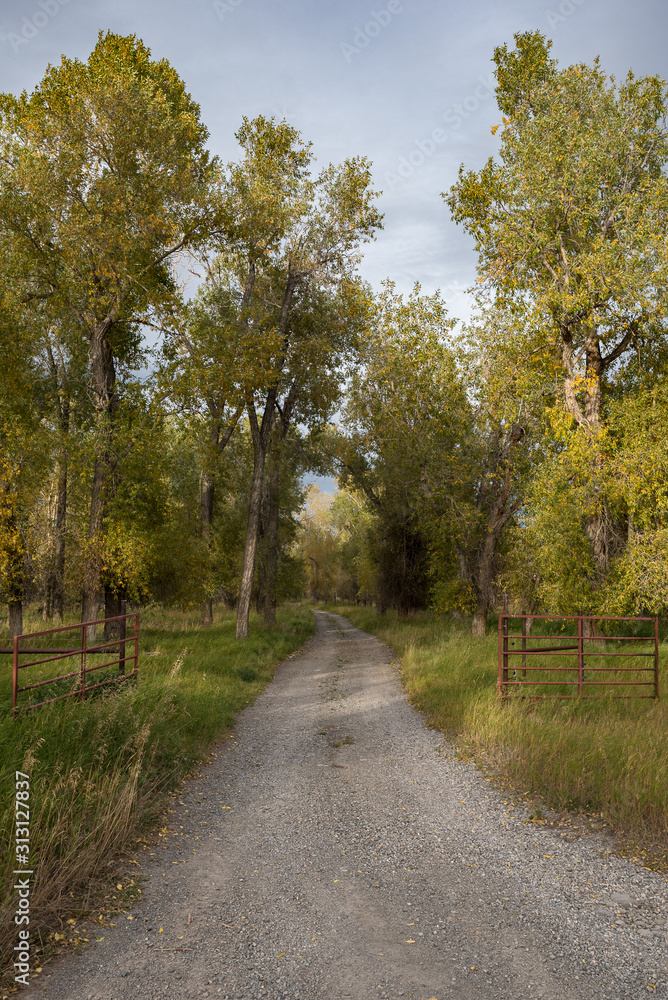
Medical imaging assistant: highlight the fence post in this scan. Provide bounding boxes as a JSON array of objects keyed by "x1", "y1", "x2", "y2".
[
  {"x1": 12, "y1": 634, "x2": 19, "y2": 717},
  {"x1": 655, "y1": 617, "x2": 660, "y2": 699},
  {"x1": 502, "y1": 595, "x2": 509, "y2": 690},
  {"x1": 119, "y1": 600, "x2": 127, "y2": 675},
  {"x1": 133, "y1": 614, "x2": 140, "y2": 677},
  {"x1": 498, "y1": 614, "x2": 503, "y2": 696},
  {"x1": 521, "y1": 615, "x2": 527, "y2": 678},
  {"x1": 80, "y1": 622, "x2": 87, "y2": 702},
  {"x1": 577, "y1": 613, "x2": 584, "y2": 697}
]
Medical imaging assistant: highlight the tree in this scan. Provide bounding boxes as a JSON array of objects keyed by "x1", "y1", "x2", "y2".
[
  {"x1": 341, "y1": 282, "x2": 470, "y2": 615},
  {"x1": 447, "y1": 31, "x2": 668, "y2": 604},
  {"x1": 211, "y1": 116, "x2": 382, "y2": 639},
  {"x1": 0, "y1": 31, "x2": 217, "y2": 629},
  {"x1": 0, "y1": 278, "x2": 51, "y2": 635},
  {"x1": 450, "y1": 299, "x2": 550, "y2": 633}
]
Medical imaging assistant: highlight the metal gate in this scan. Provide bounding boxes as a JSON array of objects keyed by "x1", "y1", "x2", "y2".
[
  {"x1": 498, "y1": 613, "x2": 659, "y2": 699},
  {"x1": 5, "y1": 611, "x2": 140, "y2": 716}
]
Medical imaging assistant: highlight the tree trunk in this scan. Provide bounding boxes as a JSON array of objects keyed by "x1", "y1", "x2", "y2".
[
  {"x1": 262, "y1": 458, "x2": 280, "y2": 627},
  {"x1": 82, "y1": 318, "x2": 118, "y2": 640},
  {"x1": 82, "y1": 453, "x2": 106, "y2": 637},
  {"x1": 9, "y1": 601, "x2": 22, "y2": 639},
  {"x1": 104, "y1": 586, "x2": 122, "y2": 640},
  {"x1": 470, "y1": 423, "x2": 524, "y2": 635},
  {"x1": 201, "y1": 598, "x2": 213, "y2": 627},
  {"x1": 472, "y1": 605, "x2": 487, "y2": 636},
  {"x1": 236, "y1": 277, "x2": 296, "y2": 639},
  {"x1": 45, "y1": 444, "x2": 68, "y2": 620},
  {"x1": 236, "y1": 429, "x2": 270, "y2": 639},
  {"x1": 200, "y1": 465, "x2": 215, "y2": 626},
  {"x1": 472, "y1": 528, "x2": 496, "y2": 636}
]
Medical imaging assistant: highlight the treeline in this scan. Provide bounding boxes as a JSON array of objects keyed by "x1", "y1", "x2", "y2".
[
  {"x1": 3, "y1": 30, "x2": 668, "y2": 639},
  {"x1": 301, "y1": 33, "x2": 668, "y2": 633},
  {"x1": 0, "y1": 31, "x2": 380, "y2": 639}
]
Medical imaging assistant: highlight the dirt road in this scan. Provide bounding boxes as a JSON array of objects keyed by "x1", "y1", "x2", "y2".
[{"x1": 27, "y1": 611, "x2": 666, "y2": 999}]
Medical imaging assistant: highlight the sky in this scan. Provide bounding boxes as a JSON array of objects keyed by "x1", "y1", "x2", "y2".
[{"x1": 0, "y1": 0, "x2": 665, "y2": 491}]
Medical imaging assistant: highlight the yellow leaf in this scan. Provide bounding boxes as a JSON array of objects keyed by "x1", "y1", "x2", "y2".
[{"x1": 405, "y1": 938, "x2": 416, "y2": 943}]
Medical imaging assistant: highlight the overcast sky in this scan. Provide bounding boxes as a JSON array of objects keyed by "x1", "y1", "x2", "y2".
[{"x1": 1, "y1": 0, "x2": 666, "y2": 319}]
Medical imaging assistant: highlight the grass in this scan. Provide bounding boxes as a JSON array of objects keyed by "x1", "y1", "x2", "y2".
[
  {"x1": 0, "y1": 602, "x2": 314, "y2": 986},
  {"x1": 324, "y1": 604, "x2": 668, "y2": 865}
]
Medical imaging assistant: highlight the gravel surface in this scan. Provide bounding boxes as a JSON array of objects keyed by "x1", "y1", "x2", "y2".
[{"x1": 26, "y1": 610, "x2": 667, "y2": 999}]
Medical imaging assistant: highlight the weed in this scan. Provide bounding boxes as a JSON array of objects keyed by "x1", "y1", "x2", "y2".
[
  {"x1": 328, "y1": 605, "x2": 668, "y2": 860},
  {"x1": 0, "y1": 603, "x2": 314, "y2": 984}
]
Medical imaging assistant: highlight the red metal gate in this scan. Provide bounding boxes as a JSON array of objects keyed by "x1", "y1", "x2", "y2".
[
  {"x1": 498, "y1": 613, "x2": 659, "y2": 699},
  {"x1": 6, "y1": 612, "x2": 140, "y2": 716}
]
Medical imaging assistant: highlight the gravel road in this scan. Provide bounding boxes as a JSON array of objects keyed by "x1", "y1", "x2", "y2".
[{"x1": 27, "y1": 610, "x2": 667, "y2": 999}]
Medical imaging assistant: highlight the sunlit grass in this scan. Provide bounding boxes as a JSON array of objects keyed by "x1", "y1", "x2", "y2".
[
  {"x1": 0, "y1": 603, "x2": 314, "y2": 982},
  {"x1": 326, "y1": 605, "x2": 668, "y2": 857}
]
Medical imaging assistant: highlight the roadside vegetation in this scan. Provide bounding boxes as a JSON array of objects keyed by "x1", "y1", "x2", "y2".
[
  {"x1": 3, "y1": 20, "x2": 668, "y2": 986},
  {"x1": 0, "y1": 603, "x2": 314, "y2": 984},
  {"x1": 328, "y1": 606, "x2": 668, "y2": 865}
]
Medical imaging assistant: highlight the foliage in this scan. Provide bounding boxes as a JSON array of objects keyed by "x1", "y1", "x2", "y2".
[
  {"x1": 447, "y1": 31, "x2": 668, "y2": 616},
  {"x1": 340, "y1": 281, "x2": 469, "y2": 612}
]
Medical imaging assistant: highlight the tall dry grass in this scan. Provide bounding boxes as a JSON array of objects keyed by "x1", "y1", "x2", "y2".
[
  {"x1": 0, "y1": 604, "x2": 314, "y2": 983},
  {"x1": 329, "y1": 605, "x2": 668, "y2": 855}
]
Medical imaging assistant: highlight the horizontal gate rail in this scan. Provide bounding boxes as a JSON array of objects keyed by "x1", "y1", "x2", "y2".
[
  {"x1": 498, "y1": 613, "x2": 659, "y2": 699},
  {"x1": 8, "y1": 610, "x2": 140, "y2": 716}
]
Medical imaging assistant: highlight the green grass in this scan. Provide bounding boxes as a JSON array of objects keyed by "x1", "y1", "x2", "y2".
[
  {"x1": 0, "y1": 603, "x2": 314, "y2": 983},
  {"x1": 324, "y1": 605, "x2": 668, "y2": 863}
]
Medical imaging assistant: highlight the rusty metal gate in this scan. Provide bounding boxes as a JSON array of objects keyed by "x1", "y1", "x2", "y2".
[
  {"x1": 498, "y1": 613, "x2": 659, "y2": 699},
  {"x1": 5, "y1": 611, "x2": 140, "y2": 716}
]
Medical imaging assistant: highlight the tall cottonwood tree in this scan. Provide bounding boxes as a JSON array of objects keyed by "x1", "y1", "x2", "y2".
[
  {"x1": 0, "y1": 31, "x2": 217, "y2": 628},
  {"x1": 211, "y1": 116, "x2": 382, "y2": 639},
  {"x1": 447, "y1": 31, "x2": 668, "y2": 601},
  {"x1": 256, "y1": 280, "x2": 371, "y2": 625}
]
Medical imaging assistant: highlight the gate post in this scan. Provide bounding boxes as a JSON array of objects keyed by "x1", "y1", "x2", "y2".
[
  {"x1": 133, "y1": 614, "x2": 140, "y2": 677},
  {"x1": 498, "y1": 614, "x2": 503, "y2": 696},
  {"x1": 12, "y1": 634, "x2": 19, "y2": 717},
  {"x1": 521, "y1": 615, "x2": 527, "y2": 678},
  {"x1": 119, "y1": 600, "x2": 127, "y2": 675},
  {"x1": 502, "y1": 595, "x2": 509, "y2": 690},
  {"x1": 577, "y1": 613, "x2": 584, "y2": 697},
  {"x1": 654, "y1": 617, "x2": 660, "y2": 699},
  {"x1": 80, "y1": 622, "x2": 87, "y2": 702}
]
